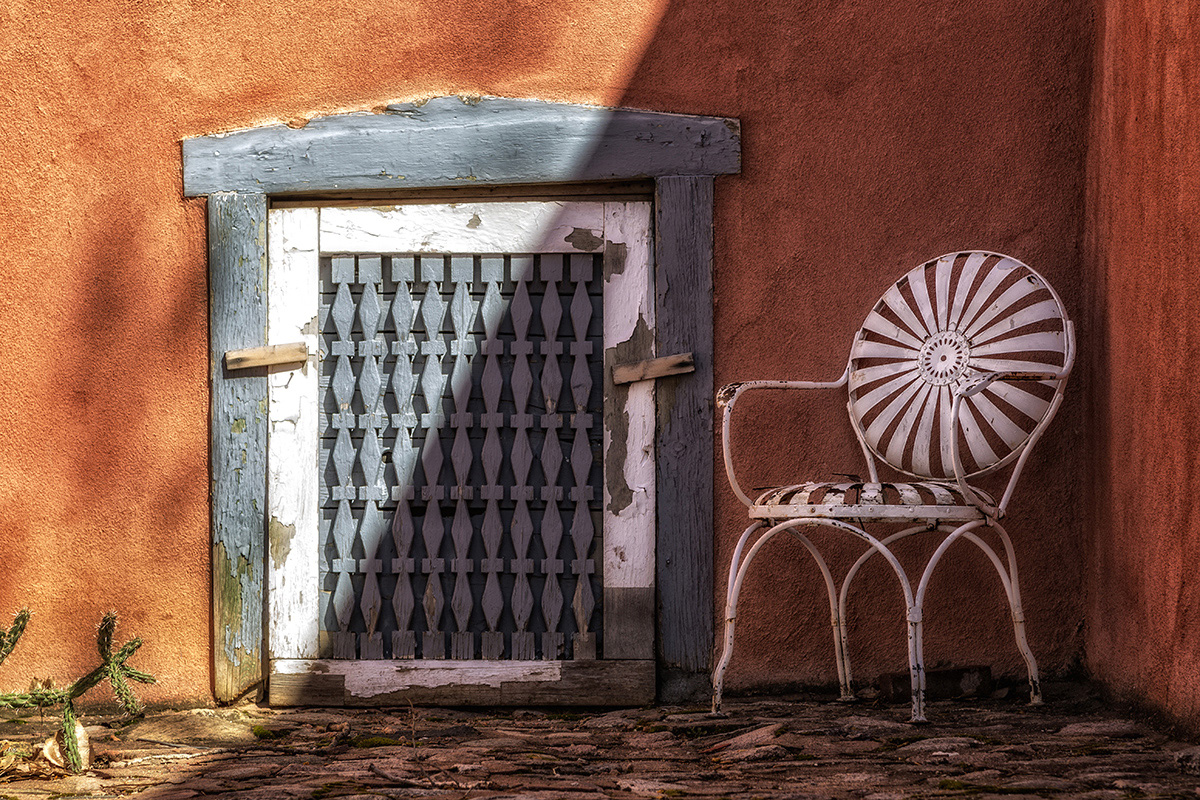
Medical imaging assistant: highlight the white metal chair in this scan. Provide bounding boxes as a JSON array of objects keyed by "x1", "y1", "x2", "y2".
[{"x1": 711, "y1": 251, "x2": 1075, "y2": 722}]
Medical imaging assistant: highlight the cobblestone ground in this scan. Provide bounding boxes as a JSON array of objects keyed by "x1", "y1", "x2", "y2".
[{"x1": 2, "y1": 681, "x2": 1199, "y2": 799}]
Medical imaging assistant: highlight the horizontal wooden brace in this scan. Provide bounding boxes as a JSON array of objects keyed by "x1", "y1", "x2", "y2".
[
  {"x1": 612, "y1": 352, "x2": 695, "y2": 385},
  {"x1": 225, "y1": 342, "x2": 308, "y2": 370}
]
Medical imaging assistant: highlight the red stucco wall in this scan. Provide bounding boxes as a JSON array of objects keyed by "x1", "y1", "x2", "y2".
[
  {"x1": 655, "y1": 0, "x2": 1094, "y2": 690},
  {"x1": 0, "y1": 0, "x2": 1092, "y2": 705},
  {"x1": 1085, "y1": 0, "x2": 1200, "y2": 731}
]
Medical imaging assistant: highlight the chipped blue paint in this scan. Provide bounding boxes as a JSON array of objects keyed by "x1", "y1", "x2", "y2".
[
  {"x1": 183, "y1": 96, "x2": 740, "y2": 197},
  {"x1": 209, "y1": 191, "x2": 268, "y2": 701}
]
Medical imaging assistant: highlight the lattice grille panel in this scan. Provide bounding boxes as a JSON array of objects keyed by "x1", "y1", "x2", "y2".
[{"x1": 317, "y1": 253, "x2": 604, "y2": 661}]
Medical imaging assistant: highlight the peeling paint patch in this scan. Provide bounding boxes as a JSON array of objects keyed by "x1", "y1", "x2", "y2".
[
  {"x1": 214, "y1": 540, "x2": 260, "y2": 671},
  {"x1": 605, "y1": 314, "x2": 654, "y2": 515},
  {"x1": 605, "y1": 392, "x2": 633, "y2": 515},
  {"x1": 466, "y1": 212, "x2": 482, "y2": 229},
  {"x1": 716, "y1": 382, "x2": 745, "y2": 408},
  {"x1": 603, "y1": 240, "x2": 629, "y2": 275},
  {"x1": 269, "y1": 517, "x2": 296, "y2": 572},
  {"x1": 214, "y1": 542, "x2": 243, "y2": 668},
  {"x1": 566, "y1": 227, "x2": 603, "y2": 251},
  {"x1": 231, "y1": 418, "x2": 247, "y2": 433}
]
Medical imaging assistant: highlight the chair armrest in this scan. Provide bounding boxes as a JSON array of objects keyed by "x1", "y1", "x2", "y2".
[
  {"x1": 719, "y1": 368, "x2": 850, "y2": 508},
  {"x1": 949, "y1": 370, "x2": 1068, "y2": 517}
]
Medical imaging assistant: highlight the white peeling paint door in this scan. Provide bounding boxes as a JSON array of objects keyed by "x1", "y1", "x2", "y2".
[{"x1": 265, "y1": 201, "x2": 656, "y2": 706}]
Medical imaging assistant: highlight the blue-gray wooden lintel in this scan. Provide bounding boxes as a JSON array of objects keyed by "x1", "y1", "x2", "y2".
[
  {"x1": 183, "y1": 96, "x2": 740, "y2": 196},
  {"x1": 194, "y1": 96, "x2": 740, "y2": 705}
]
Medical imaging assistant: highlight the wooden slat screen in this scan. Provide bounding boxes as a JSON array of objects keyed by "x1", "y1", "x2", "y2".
[{"x1": 317, "y1": 253, "x2": 604, "y2": 661}]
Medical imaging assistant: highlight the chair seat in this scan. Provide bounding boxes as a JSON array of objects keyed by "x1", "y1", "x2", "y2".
[{"x1": 750, "y1": 481, "x2": 995, "y2": 523}]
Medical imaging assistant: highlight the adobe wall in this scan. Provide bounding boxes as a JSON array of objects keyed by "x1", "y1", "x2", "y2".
[
  {"x1": 0, "y1": 0, "x2": 1091, "y2": 704},
  {"x1": 621, "y1": 0, "x2": 1093, "y2": 691},
  {"x1": 1084, "y1": 0, "x2": 1200, "y2": 731}
]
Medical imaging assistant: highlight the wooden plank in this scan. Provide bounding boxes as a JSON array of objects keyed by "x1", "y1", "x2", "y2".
[
  {"x1": 537, "y1": 257, "x2": 567, "y2": 661},
  {"x1": 225, "y1": 342, "x2": 308, "y2": 370},
  {"x1": 269, "y1": 659, "x2": 655, "y2": 706},
  {"x1": 324, "y1": 260, "x2": 365, "y2": 658},
  {"x1": 478, "y1": 264, "x2": 506, "y2": 661},
  {"x1": 266, "y1": 672, "x2": 345, "y2": 706},
  {"x1": 602, "y1": 201, "x2": 656, "y2": 659},
  {"x1": 613, "y1": 352, "x2": 695, "y2": 385},
  {"x1": 448, "y1": 268, "x2": 477, "y2": 661},
  {"x1": 183, "y1": 97, "x2": 740, "y2": 196},
  {"x1": 602, "y1": 587, "x2": 655, "y2": 659},
  {"x1": 566, "y1": 253, "x2": 598, "y2": 661},
  {"x1": 348, "y1": 256, "x2": 389, "y2": 660},
  {"x1": 509, "y1": 272, "x2": 538, "y2": 661},
  {"x1": 654, "y1": 177, "x2": 715, "y2": 700},
  {"x1": 319, "y1": 202, "x2": 607, "y2": 254},
  {"x1": 270, "y1": 180, "x2": 655, "y2": 208},
  {"x1": 414, "y1": 272, "x2": 449, "y2": 661},
  {"x1": 209, "y1": 191, "x2": 269, "y2": 703},
  {"x1": 266, "y1": 208, "x2": 320, "y2": 662}
]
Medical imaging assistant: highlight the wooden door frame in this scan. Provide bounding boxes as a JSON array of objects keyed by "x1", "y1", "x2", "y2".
[
  {"x1": 182, "y1": 96, "x2": 742, "y2": 703},
  {"x1": 267, "y1": 201, "x2": 657, "y2": 706}
]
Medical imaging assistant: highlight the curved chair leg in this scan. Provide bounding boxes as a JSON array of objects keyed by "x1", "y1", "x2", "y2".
[
  {"x1": 907, "y1": 605, "x2": 926, "y2": 723},
  {"x1": 807, "y1": 519, "x2": 923, "y2": 722},
  {"x1": 782, "y1": 528, "x2": 853, "y2": 701},
  {"x1": 984, "y1": 520, "x2": 1042, "y2": 705},
  {"x1": 912, "y1": 521, "x2": 986, "y2": 719},
  {"x1": 712, "y1": 518, "x2": 922, "y2": 722},
  {"x1": 914, "y1": 520, "x2": 1042, "y2": 712},
  {"x1": 836, "y1": 524, "x2": 931, "y2": 703},
  {"x1": 712, "y1": 522, "x2": 766, "y2": 715},
  {"x1": 711, "y1": 521, "x2": 851, "y2": 712},
  {"x1": 952, "y1": 528, "x2": 1038, "y2": 703}
]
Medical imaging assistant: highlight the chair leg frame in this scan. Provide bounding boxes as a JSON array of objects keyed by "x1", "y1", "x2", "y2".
[
  {"x1": 712, "y1": 518, "x2": 920, "y2": 720},
  {"x1": 712, "y1": 516, "x2": 1042, "y2": 723}
]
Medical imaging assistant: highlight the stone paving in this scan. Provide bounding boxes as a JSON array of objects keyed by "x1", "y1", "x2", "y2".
[{"x1": 1, "y1": 681, "x2": 1198, "y2": 799}]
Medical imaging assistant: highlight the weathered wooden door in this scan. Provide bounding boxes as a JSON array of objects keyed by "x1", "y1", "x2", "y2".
[{"x1": 264, "y1": 201, "x2": 656, "y2": 705}]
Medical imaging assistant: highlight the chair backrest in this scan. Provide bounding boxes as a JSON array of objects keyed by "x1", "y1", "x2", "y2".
[{"x1": 847, "y1": 251, "x2": 1073, "y2": 480}]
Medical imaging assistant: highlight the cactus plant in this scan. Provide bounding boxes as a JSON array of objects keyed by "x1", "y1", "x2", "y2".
[{"x1": 0, "y1": 609, "x2": 155, "y2": 772}]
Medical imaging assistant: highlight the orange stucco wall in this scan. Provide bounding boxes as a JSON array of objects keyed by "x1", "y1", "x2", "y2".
[
  {"x1": 0, "y1": 0, "x2": 1094, "y2": 706},
  {"x1": 1084, "y1": 0, "x2": 1200, "y2": 731}
]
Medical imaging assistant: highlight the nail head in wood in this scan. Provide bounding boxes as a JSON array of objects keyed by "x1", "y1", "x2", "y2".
[
  {"x1": 225, "y1": 342, "x2": 309, "y2": 370},
  {"x1": 612, "y1": 352, "x2": 695, "y2": 385}
]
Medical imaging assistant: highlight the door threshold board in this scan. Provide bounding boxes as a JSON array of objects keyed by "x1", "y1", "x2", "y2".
[{"x1": 269, "y1": 658, "x2": 655, "y2": 706}]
